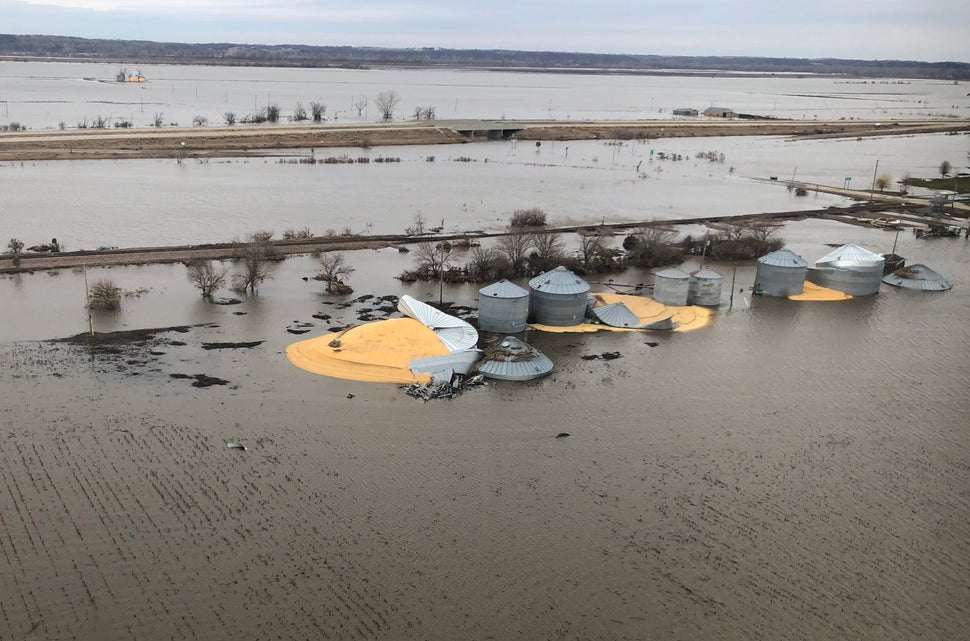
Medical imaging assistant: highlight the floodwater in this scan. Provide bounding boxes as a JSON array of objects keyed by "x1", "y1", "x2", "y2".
[
  {"x1": 3, "y1": 132, "x2": 969, "y2": 250},
  {"x1": 1, "y1": 61, "x2": 969, "y2": 640},
  {"x1": 1, "y1": 217, "x2": 969, "y2": 640}
]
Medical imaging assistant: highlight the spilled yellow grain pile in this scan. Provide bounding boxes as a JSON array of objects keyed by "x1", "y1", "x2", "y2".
[
  {"x1": 530, "y1": 292, "x2": 713, "y2": 333},
  {"x1": 788, "y1": 282, "x2": 853, "y2": 302},
  {"x1": 286, "y1": 318, "x2": 449, "y2": 384}
]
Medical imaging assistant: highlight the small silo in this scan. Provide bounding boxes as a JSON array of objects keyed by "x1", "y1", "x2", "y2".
[
  {"x1": 688, "y1": 269, "x2": 724, "y2": 306},
  {"x1": 653, "y1": 268, "x2": 690, "y2": 306},
  {"x1": 807, "y1": 244, "x2": 885, "y2": 296},
  {"x1": 528, "y1": 266, "x2": 590, "y2": 326},
  {"x1": 755, "y1": 249, "x2": 808, "y2": 297},
  {"x1": 477, "y1": 280, "x2": 530, "y2": 333}
]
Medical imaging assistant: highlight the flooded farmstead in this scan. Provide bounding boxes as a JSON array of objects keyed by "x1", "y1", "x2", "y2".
[{"x1": 1, "y1": 59, "x2": 969, "y2": 641}]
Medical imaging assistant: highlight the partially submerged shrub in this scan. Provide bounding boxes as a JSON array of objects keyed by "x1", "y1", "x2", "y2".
[
  {"x1": 88, "y1": 279, "x2": 122, "y2": 310},
  {"x1": 510, "y1": 208, "x2": 548, "y2": 228}
]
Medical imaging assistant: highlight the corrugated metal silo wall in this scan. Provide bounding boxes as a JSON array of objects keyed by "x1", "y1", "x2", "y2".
[
  {"x1": 478, "y1": 296, "x2": 530, "y2": 333},
  {"x1": 755, "y1": 264, "x2": 806, "y2": 296},
  {"x1": 806, "y1": 267, "x2": 882, "y2": 296},
  {"x1": 654, "y1": 276, "x2": 690, "y2": 306},
  {"x1": 688, "y1": 277, "x2": 723, "y2": 306},
  {"x1": 530, "y1": 291, "x2": 587, "y2": 326}
]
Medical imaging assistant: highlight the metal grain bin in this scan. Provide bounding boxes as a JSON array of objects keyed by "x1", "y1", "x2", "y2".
[
  {"x1": 688, "y1": 269, "x2": 723, "y2": 306},
  {"x1": 653, "y1": 268, "x2": 690, "y2": 306},
  {"x1": 807, "y1": 244, "x2": 885, "y2": 296},
  {"x1": 755, "y1": 249, "x2": 808, "y2": 297},
  {"x1": 528, "y1": 266, "x2": 590, "y2": 326},
  {"x1": 477, "y1": 280, "x2": 530, "y2": 333}
]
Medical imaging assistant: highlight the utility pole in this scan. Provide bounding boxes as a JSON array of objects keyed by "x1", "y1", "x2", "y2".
[
  {"x1": 729, "y1": 263, "x2": 737, "y2": 310},
  {"x1": 83, "y1": 264, "x2": 93, "y2": 335},
  {"x1": 869, "y1": 159, "x2": 880, "y2": 202}
]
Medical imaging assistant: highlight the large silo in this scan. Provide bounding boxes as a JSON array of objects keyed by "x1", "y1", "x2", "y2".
[
  {"x1": 653, "y1": 268, "x2": 690, "y2": 306},
  {"x1": 528, "y1": 266, "x2": 590, "y2": 326},
  {"x1": 688, "y1": 269, "x2": 724, "y2": 306},
  {"x1": 755, "y1": 249, "x2": 808, "y2": 297},
  {"x1": 478, "y1": 280, "x2": 530, "y2": 333},
  {"x1": 807, "y1": 244, "x2": 885, "y2": 296}
]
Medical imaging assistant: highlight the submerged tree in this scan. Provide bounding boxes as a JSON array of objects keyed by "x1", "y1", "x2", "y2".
[
  {"x1": 375, "y1": 91, "x2": 400, "y2": 122},
  {"x1": 187, "y1": 260, "x2": 228, "y2": 298},
  {"x1": 939, "y1": 160, "x2": 952, "y2": 177},
  {"x1": 310, "y1": 101, "x2": 326, "y2": 122},
  {"x1": 88, "y1": 279, "x2": 122, "y2": 311},
  {"x1": 233, "y1": 231, "x2": 280, "y2": 295},
  {"x1": 314, "y1": 252, "x2": 355, "y2": 294}
]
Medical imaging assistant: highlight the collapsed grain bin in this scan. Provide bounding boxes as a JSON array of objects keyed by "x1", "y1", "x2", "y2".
[
  {"x1": 755, "y1": 249, "x2": 808, "y2": 297},
  {"x1": 477, "y1": 279, "x2": 530, "y2": 333},
  {"x1": 806, "y1": 244, "x2": 884, "y2": 296},
  {"x1": 688, "y1": 269, "x2": 724, "y2": 306},
  {"x1": 652, "y1": 268, "x2": 690, "y2": 306},
  {"x1": 881, "y1": 264, "x2": 951, "y2": 291},
  {"x1": 477, "y1": 336, "x2": 554, "y2": 381},
  {"x1": 528, "y1": 266, "x2": 590, "y2": 326}
]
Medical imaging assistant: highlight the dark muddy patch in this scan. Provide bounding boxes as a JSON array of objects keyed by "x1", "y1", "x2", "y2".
[
  {"x1": 170, "y1": 373, "x2": 230, "y2": 388},
  {"x1": 201, "y1": 341, "x2": 264, "y2": 350}
]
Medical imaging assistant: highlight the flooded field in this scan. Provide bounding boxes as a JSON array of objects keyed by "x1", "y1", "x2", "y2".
[
  {"x1": 3, "y1": 132, "x2": 969, "y2": 251},
  {"x1": 1, "y1": 217, "x2": 968, "y2": 640},
  {"x1": 3, "y1": 61, "x2": 969, "y2": 130}
]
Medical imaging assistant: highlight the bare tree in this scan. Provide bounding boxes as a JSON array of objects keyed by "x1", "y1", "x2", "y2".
[
  {"x1": 187, "y1": 260, "x2": 228, "y2": 298},
  {"x1": 224, "y1": 111, "x2": 236, "y2": 125},
  {"x1": 314, "y1": 253, "x2": 355, "y2": 293},
  {"x1": 466, "y1": 246, "x2": 507, "y2": 281},
  {"x1": 310, "y1": 101, "x2": 326, "y2": 122},
  {"x1": 375, "y1": 91, "x2": 400, "y2": 122},
  {"x1": 266, "y1": 104, "x2": 281, "y2": 123},
  {"x1": 413, "y1": 242, "x2": 452, "y2": 278},
  {"x1": 532, "y1": 232, "x2": 566, "y2": 261},
  {"x1": 192, "y1": 115, "x2": 208, "y2": 126},
  {"x1": 497, "y1": 231, "x2": 534, "y2": 276},
  {"x1": 874, "y1": 174, "x2": 893, "y2": 191},
  {"x1": 939, "y1": 160, "x2": 952, "y2": 177},
  {"x1": 405, "y1": 212, "x2": 427, "y2": 236},
  {"x1": 293, "y1": 102, "x2": 308, "y2": 121},
  {"x1": 353, "y1": 97, "x2": 368, "y2": 117},
  {"x1": 152, "y1": 112, "x2": 165, "y2": 127},
  {"x1": 92, "y1": 115, "x2": 108, "y2": 129},
  {"x1": 233, "y1": 231, "x2": 279, "y2": 295},
  {"x1": 577, "y1": 233, "x2": 607, "y2": 270}
]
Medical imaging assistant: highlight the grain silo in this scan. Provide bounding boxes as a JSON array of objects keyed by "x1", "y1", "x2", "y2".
[
  {"x1": 653, "y1": 268, "x2": 690, "y2": 306},
  {"x1": 688, "y1": 269, "x2": 724, "y2": 306},
  {"x1": 755, "y1": 249, "x2": 807, "y2": 297},
  {"x1": 477, "y1": 280, "x2": 530, "y2": 333},
  {"x1": 528, "y1": 266, "x2": 590, "y2": 326},
  {"x1": 806, "y1": 244, "x2": 885, "y2": 296}
]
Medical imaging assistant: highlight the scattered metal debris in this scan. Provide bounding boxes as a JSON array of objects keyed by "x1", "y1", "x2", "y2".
[
  {"x1": 402, "y1": 373, "x2": 485, "y2": 402},
  {"x1": 226, "y1": 442, "x2": 247, "y2": 451}
]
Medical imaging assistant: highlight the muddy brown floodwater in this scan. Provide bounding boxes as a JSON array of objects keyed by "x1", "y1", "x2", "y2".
[{"x1": 1, "y1": 222, "x2": 969, "y2": 641}]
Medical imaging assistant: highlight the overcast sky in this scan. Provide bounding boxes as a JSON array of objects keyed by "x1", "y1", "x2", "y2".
[{"x1": 4, "y1": 0, "x2": 969, "y2": 62}]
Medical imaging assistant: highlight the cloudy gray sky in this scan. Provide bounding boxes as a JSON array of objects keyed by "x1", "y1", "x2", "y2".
[{"x1": 4, "y1": 0, "x2": 969, "y2": 62}]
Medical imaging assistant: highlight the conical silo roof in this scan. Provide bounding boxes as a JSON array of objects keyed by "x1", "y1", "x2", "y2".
[
  {"x1": 881, "y1": 264, "x2": 951, "y2": 291},
  {"x1": 479, "y1": 279, "x2": 529, "y2": 299},
  {"x1": 591, "y1": 302, "x2": 644, "y2": 328},
  {"x1": 528, "y1": 266, "x2": 590, "y2": 295},
  {"x1": 815, "y1": 244, "x2": 884, "y2": 268},
  {"x1": 758, "y1": 248, "x2": 807, "y2": 268},
  {"x1": 655, "y1": 267, "x2": 690, "y2": 280},
  {"x1": 690, "y1": 268, "x2": 723, "y2": 280},
  {"x1": 477, "y1": 336, "x2": 554, "y2": 381},
  {"x1": 398, "y1": 295, "x2": 479, "y2": 352}
]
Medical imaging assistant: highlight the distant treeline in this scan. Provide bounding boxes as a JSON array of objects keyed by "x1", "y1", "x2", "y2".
[{"x1": 2, "y1": 34, "x2": 969, "y2": 79}]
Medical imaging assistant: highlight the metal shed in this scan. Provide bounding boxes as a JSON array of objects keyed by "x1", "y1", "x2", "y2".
[
  {"x1": 477, "y1": 336, "x2": 554, "y2": 381},
  {"x1": 528, "y1": 266, "x2": 590, "y2": 326},
  {"x1": 755, "y1": 249, "x2": 808, "y2": 297},
  {"x1": 477, "y1": 280, "x2": 530, "y2": 333},
  {"x1": 807, "y1": 244, "x2": 885, "y2": 296},
  {"x1": 688, "y1": 269, "x2": 724, "y2": 306},
  {"x1": 653, "y1": 268, "x2": 690, "y2": 306}
]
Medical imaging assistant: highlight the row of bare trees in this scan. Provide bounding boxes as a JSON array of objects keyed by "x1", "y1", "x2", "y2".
[{"x1": 185, "y1": 230, "x2": 354, "y2": 299}]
